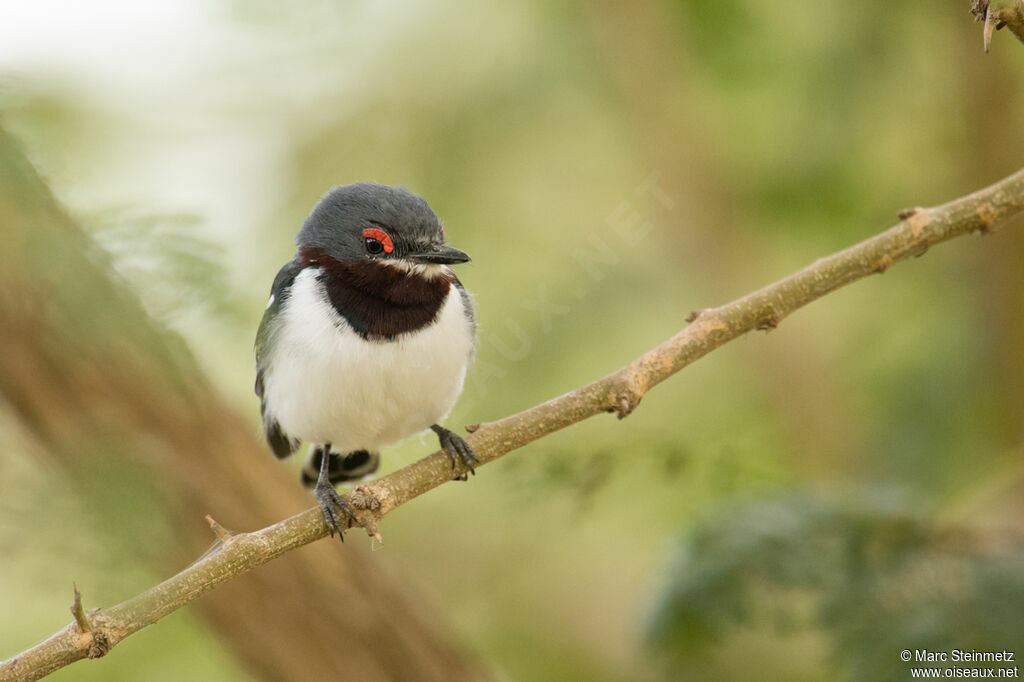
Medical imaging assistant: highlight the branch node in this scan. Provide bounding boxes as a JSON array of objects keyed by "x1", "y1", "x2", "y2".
[
  {"x1": 607, "y1": 377, "x2": 645, "y2": 419},
  {"x1": 87, "y1": 631, "x2": 111, "y2": 659},
  {"x1": 464, "y1": 423, "x2": 481, "y2": 434},
  {"x1": 205, "y1": 515, "x2": 235, "y2": 543},
  {"x1": 70, "y1": 583, "x2": 90, "y2": 634},
  {"x1": 904, "y1": 208, "x2": 931, "y2": 238},
  {"x1": 976, "y1": 203, "x2": 998, "y2": 234},
  {"x1": 347, "y1": 485, "x2": 386, "y2": 539},
  {"x1": 874, "y1": 254, "x2": 894, "y2": 273},
  {"x1": 755, "y1": 307, "x2": 780, "y2": 332},
  {"x1": 685, "y1": 309, "x2": 704, "y2": 323}
]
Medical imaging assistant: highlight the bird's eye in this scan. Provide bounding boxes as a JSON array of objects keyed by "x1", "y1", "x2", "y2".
[{"x1": 361, "y1": 227, "x2": 394, "y2": 255}]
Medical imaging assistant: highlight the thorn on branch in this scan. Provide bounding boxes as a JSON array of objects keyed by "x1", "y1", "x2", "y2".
[
  {"x1": 206, "y1": 515, "x2": 235, "y2": 543},
  {"x1": 985, "y1": 8, "x2": 997, "y2": 52},
  {"x1": 70, "y1": 585, "x2": 111, "y2": 659},
  {"x1": 974, "y1": 0, "x2": 1024, "y2": 52},
  {"x1": 685, "y1": 309, "x2": 704, "y2": 323},
  {"x1": 70, "y1": 584, "x2": 90, "y2": 634}
]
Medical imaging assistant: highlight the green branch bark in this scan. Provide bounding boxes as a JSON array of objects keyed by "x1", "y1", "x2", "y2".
[{"x1": 4, "y1": 166, "x2": 1024, "y2": 682}]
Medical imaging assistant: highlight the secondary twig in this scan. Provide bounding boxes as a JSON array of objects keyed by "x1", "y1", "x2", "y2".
[{"x1": 3, "y1": 167, "x2": 1024, "y2": 682}]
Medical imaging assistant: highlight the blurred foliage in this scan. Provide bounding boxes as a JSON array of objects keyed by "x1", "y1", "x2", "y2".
[
  {"x1": 647, "y1": 491, "x2": 1024, "y2": 681},
  {"x1": 1, "y1": 0, "x2": 1023, "y2": 680},
  {"x1": 89, "y1": 208, "x2": 244, "y2": 324}
]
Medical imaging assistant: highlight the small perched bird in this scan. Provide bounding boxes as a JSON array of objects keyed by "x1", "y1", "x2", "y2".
[{"x1": 255, "y1": 183, "x2": 477, "y2": 536}]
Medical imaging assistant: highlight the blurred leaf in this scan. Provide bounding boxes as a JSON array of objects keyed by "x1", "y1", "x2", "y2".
[
  {"x1": 647, "y1": 491, "x2": 1024, "y2": 681},
  {"x1": 88, "y1": 208, "x2": 244, "y2": 325}
]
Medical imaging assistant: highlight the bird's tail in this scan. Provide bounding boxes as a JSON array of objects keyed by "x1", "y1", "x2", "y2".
[{"x1": 300, "y1": 445, "x2": 380, "y2": 488}]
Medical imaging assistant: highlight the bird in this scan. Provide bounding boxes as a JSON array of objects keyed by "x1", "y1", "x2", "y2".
[{"x1": 254, "y1": 183, "x2": 477, "y2": 537}]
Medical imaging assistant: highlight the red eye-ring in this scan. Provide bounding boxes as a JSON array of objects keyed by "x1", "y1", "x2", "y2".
[{"x1": 362, "y1": 227, "x2": 394, "y2": 253}]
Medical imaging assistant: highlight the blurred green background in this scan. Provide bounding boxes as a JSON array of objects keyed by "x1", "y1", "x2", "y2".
[{"x1": 1, "y1": 1, "x2": 1023, "y2": 680}]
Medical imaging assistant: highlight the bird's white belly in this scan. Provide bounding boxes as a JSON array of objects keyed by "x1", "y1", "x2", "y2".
[{"x1": 263, "y1": 268, "x2": 473, "y2": 452}]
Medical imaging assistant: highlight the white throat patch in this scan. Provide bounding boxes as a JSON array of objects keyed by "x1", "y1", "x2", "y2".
[{"x1": 381, "y1": 261, "x2": 450, "y2": 279}]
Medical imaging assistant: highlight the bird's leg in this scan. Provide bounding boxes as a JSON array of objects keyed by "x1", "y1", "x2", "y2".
[
  {"x1": 430, "y1": 425, "x2": 478, "y2": 479},
  {"x1": 313, "y1": 442, "x2": 352, "y2": 540}
]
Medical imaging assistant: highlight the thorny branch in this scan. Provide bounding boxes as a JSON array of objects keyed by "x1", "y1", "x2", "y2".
[
  {"x1": 971, "y1": 0, "x2": 1024, "y2": 51},
  {"x1": 3, "y1": 167, "x2": 1024, "y2": 681}
]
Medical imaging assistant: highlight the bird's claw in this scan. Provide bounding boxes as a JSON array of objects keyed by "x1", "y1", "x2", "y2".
[
  {"x1": 431, "y1": 425, "x2": 478, "y2": 478},
  {"x1": 314, "y1": 480, "x2": 352, "y2": 541}
]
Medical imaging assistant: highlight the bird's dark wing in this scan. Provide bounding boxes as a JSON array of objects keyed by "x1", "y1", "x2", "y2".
[
  {"x1": 451, "y1": 272, "x2": 476, "y2": 340},
  {"x1": 255, "y1": 258, "x2": 305, "y2": 459}
]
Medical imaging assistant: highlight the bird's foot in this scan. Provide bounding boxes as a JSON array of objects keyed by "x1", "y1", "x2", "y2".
[
  {"x1": 314, "y1": 478, "x2": 353, "y2": 540},
  {"x1": 430, "y1": 424, "x2": 478, "y2": 478}
]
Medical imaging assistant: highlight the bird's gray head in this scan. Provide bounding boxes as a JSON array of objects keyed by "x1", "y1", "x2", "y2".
[{"x1": 296, "y1": 183, "x2": 470, "y2": 269}]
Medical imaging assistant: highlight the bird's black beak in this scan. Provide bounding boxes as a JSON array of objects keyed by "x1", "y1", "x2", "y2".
[{"x1": 410, "y1": 243, "x2": 471, "y2": 265}]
